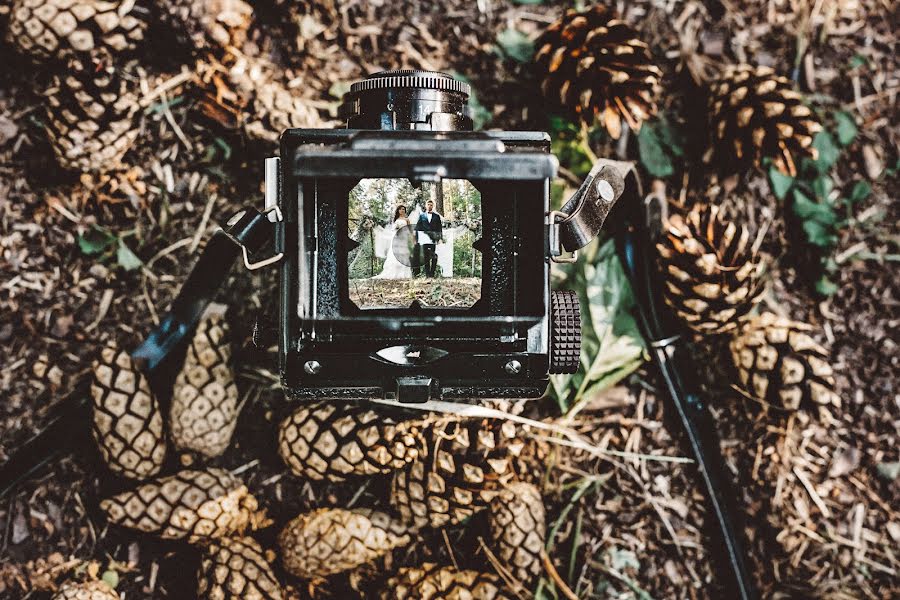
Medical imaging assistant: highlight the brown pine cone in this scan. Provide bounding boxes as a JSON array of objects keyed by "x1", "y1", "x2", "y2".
[
  {"x1": 91, "y1": 341, "x2": 167, "y2": 480},
  {"x1": 52, "y1": 581, "x2": 118, "y2": 600},
  {"x1": 277, "y1": 401, "x2": 425, "y2": 482},
  {"x1": 488, "y1": 482, "x2": 546, "y2": 584},
  {"x1": 151, "y1": 0, "x2": 252, "y2": 53},
  {"x1": 656, "y1": 204, "x2": 767, "y2": 336},
  {"x1": 100, "y1": 468, "x2": 265, "y2": 543},
  {"x1": 278, "y1": 508, "x2": 412, "y2": 579},
  {"x1": 729, "y1": 312, "x2": 840, "y2": 411},
  {"x1": 533, "y1": 4, "x2": 661, "y2": 138},
  {"x1": 707, "y1": 65, "x2": 823, "y2": 176},
  {"x1": 170, "y1": 314, "x2": 240, "y2": 462},
  {"x1": 390, "y1": 418, "x2": 528, "y2": 529},
  {"x1": 43, "y1": 50, "x2": 141, "y2": 172},
  {"x1": 198, "y1": 537, "x2": 283, "y2": 600},
  {"x1": 383, "y1": 564, "x2": 516, "y2": 600},
  {"x1": 6, "y1": 0, "x2": 147, "y2": 64}
]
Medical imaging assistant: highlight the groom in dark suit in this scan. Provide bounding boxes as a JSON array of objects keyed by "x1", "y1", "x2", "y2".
[{"x1": 415, "y1": 200, "x2": 443, "y2": 277}]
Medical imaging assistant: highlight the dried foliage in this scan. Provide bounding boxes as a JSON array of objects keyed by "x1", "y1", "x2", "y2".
[
  {"x1": 152, "y1": 0, "x2": 253, "y2": 53},
  {"x1": 90, "y1": 341, "x2": 166, "y2": 480},
  {"x1": 534, "y1": 4, "x2": 661, "y2": 138}
]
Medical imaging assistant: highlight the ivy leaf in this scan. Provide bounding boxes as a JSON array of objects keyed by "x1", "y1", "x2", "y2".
[
  {"x1": 834, "y1": 111, "x2": 858, "y2": 146},
  {"x1": 116, "y1": 241, "x2": 143, "y2": 271},
  {"x1": 812, "y1": 131, "x2": 840, "y2": 174},
  {"x1": 815, "y1": 276, "x2": 839, "y2": 296},
  {"x1": 768, "y1": 167, "x2": 794, "y2": 200},
  {"x1": 495, "y1": 29, "x2": 534, "y2": 63},
  {"x1": 847, "y1": 180, "x2": 871, "y2": 206},
  {"x1": 637, "y1": 123, "x2": 674, "y2": 178},
  {"x1": 77, "y1": 227, "x2": 116, "y2": 255}
]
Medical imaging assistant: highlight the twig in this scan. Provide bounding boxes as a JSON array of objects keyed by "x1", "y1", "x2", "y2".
[{"x1": 542, "y1": 550, "x2": 580, "y2": 600}]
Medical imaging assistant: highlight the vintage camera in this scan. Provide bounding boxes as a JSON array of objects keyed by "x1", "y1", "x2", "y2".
[{"x1": 262, "y1": 70, "x2": 623, "y2": 402}]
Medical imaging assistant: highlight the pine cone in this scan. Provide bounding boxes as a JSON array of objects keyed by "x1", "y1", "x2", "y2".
[
  {"x1": 278, "y1": 508, "x2": 412, "y2": 579},
  {"x1": 198, "y1": 537, "x2": 283, "y2": 600},
  {"x1": 488, "y1": 482, "x2": 546, "y2": 584},
  {"x1": 533, "y1": 4, "x2": 661, "y2": 138},
  {"x1": 170, "y1": 314, "x2": 240, "y2": 462},
  {"x1": 278, "y1": 401, "x2": 425, "y2": 482},
  {"x1": 43, "y1": 51, "x2": 141, "y2": 172},
  {"x1": 91, "y1": 341, "x2": 166, "y2": 480},
  {"x1": 52, "y1": 581, "x2": 118, "y2": 600},
  {"x1": 656, "y1": 204, "x2": 767, "y2": 336},
  {"x1": 707, "y1": 65, "x2": 823, "y2": 176},
  {"x1": 152, "y1": 0, "x2": 252, "y2": 53},
  {"x1": 100, "y1": 468, "x2": 265, "y2": 543},
  {"x1": 383, "y1": 564, "x2": 516, "y2": 600},
  {"x1": 224, "y1": 55, "x2": 326, "y2": 141},
  {"x1": 729, "y1": 312, "x2": 840, "y2": 411},
  {"x1": 390, "y1": 418, "x2": 527, "y2": 529},
  {"x1": 6, "y1": 0, "x2": 147, "y2": 63}
]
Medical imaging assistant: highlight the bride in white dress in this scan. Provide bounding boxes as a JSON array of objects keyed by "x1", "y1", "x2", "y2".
[{"x1": 374, "y1": 205, "x2": 413, "y2": 279}]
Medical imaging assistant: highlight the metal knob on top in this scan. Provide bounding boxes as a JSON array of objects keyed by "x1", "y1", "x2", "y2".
[{"x1": 340, "y1": 70, "x2": 473, "y2": 132}]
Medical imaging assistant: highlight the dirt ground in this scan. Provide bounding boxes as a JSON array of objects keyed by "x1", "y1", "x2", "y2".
[{"x1": 0, "y1": 0, "x2": 897, "y2": 599}]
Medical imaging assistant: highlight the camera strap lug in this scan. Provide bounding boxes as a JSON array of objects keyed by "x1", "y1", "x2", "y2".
[
  {"x1": 132, "y1": 203, "x2": 281, "y2": 372},
  {"x1": 556, "y1": 159, "x2": 634, "y2": 252}
]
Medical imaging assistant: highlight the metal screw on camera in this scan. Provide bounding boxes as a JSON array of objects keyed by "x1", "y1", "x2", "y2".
[
  {"x1": 504, "y1": 360, "x2": 522, "y2": 375},
  {"x1": 304, "y1": 361, "x2": 321, "y2": 375}
]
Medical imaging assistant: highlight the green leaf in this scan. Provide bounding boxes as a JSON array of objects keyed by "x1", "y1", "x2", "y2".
[
  {"x1": 834, "y1": 111, "x2": 858, "y2": 146},
  {"x1": 847, "y1": 180, "x2": 871, "y2": 205},
  {"x1": 637, "y1": 123, "x2": 674, "y2": 178},
  {"x1": 849, "y1": 54, "x2": 867, "y2": 69},
  {"x1": 653, "y1": 117, "x2": 684, "y2": 157},
  {"x1": 812, "y1": 130, "x2": 840, "y2": 174},
  {"x1": 793, "y1": 190, "x2": 837, "y2": 225},
  {"x1": 495, "y1": 29, "x2": 534, "y2": 63},
  {"x1": 815, "y1": 277, "x2": 838, "y2": 296},
  {"x1": 768, "y1": 167, "x2": 794, "y2": 200},
  {"x1": 77, "y1": 227, "x2": 116, "y2": 255},
  {"x1": 811, "y1": 175, "x2": 832, "y2": 200},
  {"x1": 101, "y1": 570, "x2": 119, "y2": 589},
  {"x1": 117, "y1": 241, "x2": 143, "y2": 271}
]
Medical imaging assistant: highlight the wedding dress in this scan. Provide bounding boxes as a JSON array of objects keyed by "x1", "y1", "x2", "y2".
[{"x1": 374, "y1": 218, "x2": 413, "y2": 279}]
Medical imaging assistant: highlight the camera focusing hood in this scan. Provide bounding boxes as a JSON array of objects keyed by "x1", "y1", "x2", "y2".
[{"x1": 339, "y1": 70, "x2": 473, "y2": 131}]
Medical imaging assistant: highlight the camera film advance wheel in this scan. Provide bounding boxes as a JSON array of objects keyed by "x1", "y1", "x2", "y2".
[{"x1": 549, "y1": 290, "x2": 581, "y2": 374}]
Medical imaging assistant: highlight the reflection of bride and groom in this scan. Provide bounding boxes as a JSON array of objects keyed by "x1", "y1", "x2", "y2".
[{"x1": 374, "y1": 199, "x2": 456, "y2": 280}]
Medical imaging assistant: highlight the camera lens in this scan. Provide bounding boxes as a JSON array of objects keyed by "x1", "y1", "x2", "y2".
[{"x1": 339, "y1": 70, "x2": 473, "y2": 131}]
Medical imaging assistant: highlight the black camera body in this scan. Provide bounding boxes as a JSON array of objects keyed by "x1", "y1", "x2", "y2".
[{"x1": 268, "y1": 71, "x2": 617, "y2": 402}]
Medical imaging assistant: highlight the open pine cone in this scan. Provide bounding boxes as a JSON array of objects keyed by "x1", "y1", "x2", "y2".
[
  {"x1": 152, "y1": 0, "x2": 252, "y2": 53},
  {"x1": 707, "y1": 65, "x2": 822, "y2": 176},
  {"x1": 43, "y1": 50, "x2": 142, "y2": 172},
  {"x1": 90, "y1": 341, "x2": 167, "y2": 480},
  {"x1": 657, "y1": 204, "x2": 767, "y2": 336},
  {"x1": 101, "y1": 468, "x2": 265, "y2": 543},
  {"x1": 488, "y1": 482, "x2": 546, "y2": 584},
  {"x1": 278, "y1": 401, "x2": 425, "y2": 481},
  {"x1": 390, "y1": 418, "x2": 528, "y2": 529},
  {"x1": 198, "y1": 537, "x2": 283, "y2": 600},
  {"x1": 170, "y1": 314, "x2": 240, "y2": 463},
  {"x1": 729, "y1": 312, "x2": 840, "y2": 411},
  {"x1": 6, "y1": 0, "x2": 147, "y2": 64},
  {"x1": 52, "y1": 581, "x2": 118, "y2": 600},
  {"x1": 278, "y1": 508, "x2": 412, "y2": 579},
  {"x1": 383, "y1": 564, "x2": 516, "y2": 600},
  {"x1": 533, "y1": 4, "x2": 661, "y2": 138}
]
